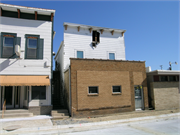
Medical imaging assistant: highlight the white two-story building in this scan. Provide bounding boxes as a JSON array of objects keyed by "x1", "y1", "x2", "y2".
[
  {"x1": 0, "y1": 3, "x2": 55, "y2": 115},
  {"x1": 56, "y1": 22, "x2": 126, "y2": 74}
]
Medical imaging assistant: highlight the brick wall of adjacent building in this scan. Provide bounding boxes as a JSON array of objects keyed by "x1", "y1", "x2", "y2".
[
  {"x1": 64, "y1": 69, "x2": 70, "y2": 113},
  {"x1": 152, "y1": 82, "x2": 179, "y2": 110},
  {"x1": 70, "y1": 58, "x2": 148, "y2": 117}
]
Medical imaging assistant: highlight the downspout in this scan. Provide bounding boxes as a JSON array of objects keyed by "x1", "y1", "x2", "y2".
[{"x1": 69, "y1": 65, "x2": 71, "y2": 116}]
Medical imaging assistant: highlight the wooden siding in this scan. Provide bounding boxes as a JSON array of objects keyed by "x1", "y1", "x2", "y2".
[
  {"x1": 63, "y1": 26, "x2": 126, "y2": 70},
  {"x1": 0, "y1": 16, "x2": 52, "y2": 77}
]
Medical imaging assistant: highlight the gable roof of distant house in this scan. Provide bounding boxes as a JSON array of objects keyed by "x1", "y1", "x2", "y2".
[{"x1": 0, "y1": 3, "x2": 55, "y2": 15}]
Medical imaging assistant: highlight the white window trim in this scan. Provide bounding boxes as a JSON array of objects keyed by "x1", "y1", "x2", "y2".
[
  {"x1": 88, "y1": 86, "x2": 99, "y2": 94},
  {"x1": 112, "y1": 85, "x2": 121, "y2": 93},
  {"x1": 107, "y1": 51, "x2": 116, "y2": 60},
  {"x1": 74, "y1": 49, "x2": 85, "y2": 58}
]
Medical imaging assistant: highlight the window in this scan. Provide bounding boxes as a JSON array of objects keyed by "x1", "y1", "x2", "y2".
[
  {"x1": 77, "y1": 51, "x2": 83, "y2": 58},
  {"x1": 160, "y1": 76, "x2": 168, "y2": 81},
  {"x1": 0, "y1": 32, "x2": 21, "y2": 58},
  {"x1": 27, "y1": 38, "x2": 37, "y2": 59},
  {"x1": 153, "y1": 75, "x2": 159, "y2": 82},
  {"x1": 32, "y1": 86, "x2": 46, "y2": 100},
  {"x1": 88, "y1": 86, "x2": 98, "y2": 94},
  {"x1": 25, "y1": 34, "x2": 44, "y2": 59},
  {"x1": 92, "y1": 31, "x2": 100, "y2": 43},
  {"x1": 112, "y1": 86, "x2": 121, "y2": 93},
  {"x1": 169, "y1": 76, "x2": 176, "y2": 81},
  {"x1": 109, "y1": 53, "x2": 115, "y2": 60}
]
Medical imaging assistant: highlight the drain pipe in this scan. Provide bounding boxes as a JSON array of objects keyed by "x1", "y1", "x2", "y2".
[{"x1": 69, "y1": 66, "x2": 72, "y2": 116}]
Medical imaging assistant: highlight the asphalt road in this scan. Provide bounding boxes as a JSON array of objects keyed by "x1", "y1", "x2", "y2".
[{"x1": 65, "y1": 118, "x2": 180, "y2": 135}]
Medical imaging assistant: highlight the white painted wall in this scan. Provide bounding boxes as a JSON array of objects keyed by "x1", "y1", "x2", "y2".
[
  {"x1": 0, "y1": 16, "x2": 52, "y2": 77},
  {"x1": 61, "y1": 26, "x2": 126, "y2": 70},
  {"x1": 0, "y1": 16, "x2": 52, "y2": 107}
]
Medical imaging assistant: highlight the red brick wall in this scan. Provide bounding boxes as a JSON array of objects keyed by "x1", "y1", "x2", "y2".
[{"x1": 70, "y1": 58, "x2": 148, "y2": 117}]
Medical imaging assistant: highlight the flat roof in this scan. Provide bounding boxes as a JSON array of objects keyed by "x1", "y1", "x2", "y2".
[
  {"x1": 147, "y1": 70, "x2": 180, "y2": 75},
  {"x1": 64, "y1": 22, "x2": 126, "y2": 33},
  {"x1": 0, "y1": 3, "x2": 55, "y2": 16},
  {"x1": 70, "y1": 58, "x2": 145, "y2": 63}
]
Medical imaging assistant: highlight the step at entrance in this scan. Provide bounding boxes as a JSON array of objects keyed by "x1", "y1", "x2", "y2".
[
  {"x1": 0, "y1": 109, "x2": 33, "y2": 118},
  {"x1": 51, "y1": 109, "x2": 69, "y2": 119}
]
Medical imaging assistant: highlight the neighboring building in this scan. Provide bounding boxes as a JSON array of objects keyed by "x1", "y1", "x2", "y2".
[
  {"x1": 55, "y1": 23, "x2": 149, "y2": 117},
  {"x1": 0, "y1": 3, "x2": 55, "y2": 115},
  {"x1": 146, "y1": 68, "x2": 180, "y2": 110}
]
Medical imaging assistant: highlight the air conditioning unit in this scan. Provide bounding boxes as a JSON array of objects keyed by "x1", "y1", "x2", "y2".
[
  {"x1": 15, "y1": 45, "x2": 21, "y2": 57},
  {"x1": 92, "y1": 41, "x2": 97, "y2": 48}
]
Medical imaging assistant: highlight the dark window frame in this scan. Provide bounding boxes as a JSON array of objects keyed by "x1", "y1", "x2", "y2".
[
  {"x1": 169, "y1": 76, "x2": 176, "y2": 82},
  {"x1": 112, "y1": 86, "x2": 121, "y2": 93},
  {"x1": 31, "y1": 86, "x2": 46, "y2": 100},
  {"x1": 88, "y1": 86, "x2": 98, "y2": 94},
  {"x1": 25, "y1": 34, "x2": 43, "y2": 60},
  {"x1": 92, "y1": 31, "x2": 100, "y2": 43},
  {"x1": 160, "y1": 76, "x2": 168, "y2": 82},
  {"x1": 1, "y1": 32, "x2": 17, "y2": 58}
]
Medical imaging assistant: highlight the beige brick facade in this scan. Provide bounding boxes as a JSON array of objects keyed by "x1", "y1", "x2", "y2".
[
  {"x1": 151, "y1": 82, "x2": 179, "y2": 110},
  {"x1": 69, "y1": 58, "x2": 148, "y2": 117}
]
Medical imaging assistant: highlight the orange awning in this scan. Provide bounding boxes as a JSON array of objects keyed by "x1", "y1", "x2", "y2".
[{"x1": 0, "y1": 75, "x2": 50, "y2": 86}]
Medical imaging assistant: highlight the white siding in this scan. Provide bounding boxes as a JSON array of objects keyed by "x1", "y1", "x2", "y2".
[
  {"x1": 0, "y1": 16, "x2": 52, "y2": 78},
  {"x1": 63, "y1": 26, "x2": 125, "y2": 69}
]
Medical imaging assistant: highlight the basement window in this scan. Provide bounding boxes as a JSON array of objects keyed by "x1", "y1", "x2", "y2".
[{"x1": 88, "y1": 86, "x2": 98, "y2": 94}]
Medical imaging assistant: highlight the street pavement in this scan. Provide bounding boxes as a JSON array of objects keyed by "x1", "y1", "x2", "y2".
[{"x1": 65, "y1": 117, "x2": 180, "y2": 135}]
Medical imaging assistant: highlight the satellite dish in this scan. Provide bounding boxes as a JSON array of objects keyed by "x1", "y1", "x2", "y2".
[{"x1": 15, "y1": 45, "x2": 21, "y2": 57}]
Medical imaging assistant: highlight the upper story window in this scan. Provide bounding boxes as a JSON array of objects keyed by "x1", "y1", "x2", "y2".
[
  {"x1": 92, "y1": 31, "x2": 100, "y2": 43},
  {"x1": 27, "y1": 38, "x2": 38, "y2": 59},
  {"x1": 0, "y1": 32, "x2": 21, "y2": 58},
  {"x1": 109, "y1": 53, "x2": 115, "y2": 60},
  {"x1": 77, "y1": 51, "x2": 84, "y2": 58},
  {"x1": 25, "y1": 34, "x2": 44, "y2": 59}
]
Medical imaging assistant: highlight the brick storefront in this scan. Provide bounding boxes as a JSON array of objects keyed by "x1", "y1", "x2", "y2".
[{"x1": 67, "y1": 58, "x2": 148, "y2": 117}]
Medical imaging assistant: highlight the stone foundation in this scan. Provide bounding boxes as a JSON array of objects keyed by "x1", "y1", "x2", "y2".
[{"x1": 28, "y1": 105, "x2": 52, "y2": 115}]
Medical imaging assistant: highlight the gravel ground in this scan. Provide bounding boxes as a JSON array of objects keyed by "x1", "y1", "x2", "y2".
[{"x1": 51, "y1": 109, "x2": 179, "y2": 126}]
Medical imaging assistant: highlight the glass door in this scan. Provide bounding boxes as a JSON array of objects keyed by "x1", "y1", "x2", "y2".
[{"x1": 134, "y1": 85, "x2": 143, "y2": 110}]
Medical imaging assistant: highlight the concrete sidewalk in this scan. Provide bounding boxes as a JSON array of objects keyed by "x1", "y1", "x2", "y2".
[{"x1": 0, "y1": 109, "x2": 179, "y2": 135}]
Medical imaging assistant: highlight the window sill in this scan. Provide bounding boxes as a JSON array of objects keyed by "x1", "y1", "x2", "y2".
[
  {"x1": 88, "y1": 94, "x2": 99, "y2": 96},
  {"x1": 112, "y1": 93, "x2": 121, "y2": 95}
]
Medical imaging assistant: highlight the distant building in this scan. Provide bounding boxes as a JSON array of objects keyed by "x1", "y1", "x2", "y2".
[
  {"x1": 55, "y1": 23, "x2": 149, "y2": 117},
  {"x1": 0, "y1": 3, "x2": 55, "y2": 115},
  {"x1": 146, "y1": 68, "x2": 180, "y2": 110}
]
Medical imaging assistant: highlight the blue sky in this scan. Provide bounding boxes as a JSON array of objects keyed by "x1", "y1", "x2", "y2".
[{"x1": 1, "y1": 0, "x2": 179, "y2": 71}]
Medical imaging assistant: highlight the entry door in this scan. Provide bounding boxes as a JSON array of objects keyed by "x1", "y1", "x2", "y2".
[
  {"x1": 3, "y1": 86, "x2": 14, "y2": 109},
  {"x1": 134, "y1": 86, "x2": 143, "y2": 110}
]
